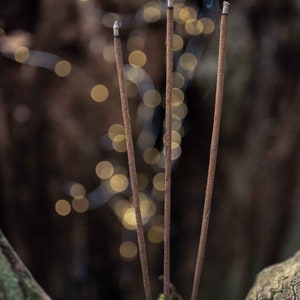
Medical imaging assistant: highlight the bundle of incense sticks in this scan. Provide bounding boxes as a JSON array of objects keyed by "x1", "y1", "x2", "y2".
[{"x1": 113, "y1": 1, "x2": 230, "y2": 299}]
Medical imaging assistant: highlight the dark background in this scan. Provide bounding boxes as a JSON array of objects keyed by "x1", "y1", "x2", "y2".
[{"x1": 0, "y1": 0, "x2": 299, "y2": 299}]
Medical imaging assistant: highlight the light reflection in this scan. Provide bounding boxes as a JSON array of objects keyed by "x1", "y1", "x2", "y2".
[
  {"x1": 120, "y1": 241, "x2": 137, "y2": 260},
  {"x1": 55, "y1": 60, "x2": 71, "y2": 77},
  {"x1": 90, "y1": 84, "x2": 109, "y2": 102},
  {"x1": 55, "y1": 199, "x2": 71, "y2": 216},
  {"x1": 14, "y1": 46, "x2": 30, "y2": 63}
]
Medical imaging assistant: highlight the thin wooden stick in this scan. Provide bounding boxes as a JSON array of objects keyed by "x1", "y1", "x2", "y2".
[
  {"x1": 113, "y1": 21, "x2": 152, "y2": 300},
  {"x1": 191, "y1": 2, "x2": 230, "y2": 300},
  {"x1": 164, "y1": 1, "x2": 174, "y2": 300}
]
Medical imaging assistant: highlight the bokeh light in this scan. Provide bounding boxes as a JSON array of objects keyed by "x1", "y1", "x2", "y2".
[
  {"x1": 95, "y1": 161, "x2": 114, "y2": 180},
  {"x1": 148, "y1": 225, "x2": 164, "y2": 243},
  {"x1": 143, "y1": 2, "x2": 162, "y2": 23},
  {"x1": 140, "y1": 196, "x2": 156, "y2": 219},
  {"x1": 171, "y1": 142, "x2": 182, "y2": 160},
  {"x1": 128, "y1": 50, "x2": 147, "y2": 68},
  {"x1": 72, "y1": 197, "x2": 89, "y2": 213},
  {"x1": 143, "y1": 147, "x2": 160, "y2": 165},
  {"x1": 179, "y1": 6, "x2": 197, "y2": 23},
  {"x1": 122, "y1": 207, "x2": 137, "y2": 230},
  {"x1": 14, "y1": 46, "x2": 29, "y2": 63},
  {"x1": 90, "y1": 84, "x2": 109, "y2": 102},
  {"x1": 173, "y1": 34, "x2": 184, "y2": 52},
  {"x1": 108, "y1": 124, "x2": 125, "y2": 140},
  {"x1": 120, "y1": 241, "x2": 138, "y2": 260},
  {"x1": 172, "y1": 88, "x2": 185, "y2": 106},
  {"x1": 143, "y1": 89, "x2": 161, "y2": 108},
  {"x1": 109, "y1": 174, "x2": 129, "y2": 193},
  {"x1": 55, "y1": 199, "x2": 71, "y2": 216},
  {"x1": 125, "y1": 80, "x2": 139, "y2": 98},
  {"x1": 200, "y1": 17, "x2": 216, "y2": 34},
  {"x1": 185, "y1": 19, "x2": 203, "y2": 35},
  {"x1": 55, "y1": 60, "x2": 71, "y2": 77},
  {"x1": 114, "y1": 199, "x2": 131, "y2": 218},
  {"x1": 172, "y1": 102, "x2": 188, "y2": 119},
  {"x1": 70, "y1": 183, "x2": 86, "y2": 199},
  {"x1": 179, "y1": 52, "x2": 198, "y2": 71},
  {"x1": 153, "y1": 173, "x2": 165, "y2": 192},
  {"x1": 173, "y1": 72, "x2": 185, "y2": 88}
]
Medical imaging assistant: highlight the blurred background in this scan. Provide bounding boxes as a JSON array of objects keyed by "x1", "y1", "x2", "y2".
[{"x1": 0, "y1": 0, "x2": 299, "y2": 299}]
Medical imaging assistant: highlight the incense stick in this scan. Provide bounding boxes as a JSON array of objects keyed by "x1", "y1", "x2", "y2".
[
  {"x1": 164, "y1": 1, "x2": 174, "y2": 299},
  {"x1": 191, "y1": 2, "x2": 230, "y2": 300},
  {"x1": 113, "y1": 21, "x2": 152, "y2": 300}
]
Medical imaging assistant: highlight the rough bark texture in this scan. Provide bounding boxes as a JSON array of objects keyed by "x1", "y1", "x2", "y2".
[
  {"x1": 246, "y1": 251, "x2": 300, "y2": 300},
  {"x1": 0, "y1": 229, "x2": 50, "y2": 300}
]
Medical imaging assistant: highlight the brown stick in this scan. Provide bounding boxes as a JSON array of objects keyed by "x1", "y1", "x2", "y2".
[
  {"x1": 164, "y1": 1, "x2": 174, "y2": 299},
  {"x1": 113, "y1": 21, "x2": 152, "y2": 300},
  {"x1": 191, "y1": 2, "x2": 230, "y2": 300}
]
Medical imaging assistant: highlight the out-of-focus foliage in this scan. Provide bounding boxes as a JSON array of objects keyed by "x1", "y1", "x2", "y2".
[{"x1": 0, "y1": 0, "x2": 299, "y2": 299}]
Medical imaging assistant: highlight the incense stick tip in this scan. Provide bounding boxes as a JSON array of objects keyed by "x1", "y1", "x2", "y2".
[
  {"x1": 222, "y1": 1, "x2": 230, "y2": 15},
  {"x1": 167, "y1": 0, "x2": 174, "y2": 8},
  {"x1": 113, "y1": 21, "x2": 121, "y2": 37}
]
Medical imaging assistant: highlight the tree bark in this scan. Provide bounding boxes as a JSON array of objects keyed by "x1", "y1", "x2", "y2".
[
  {"x1": 0, "y1": 229, "x2": 50, "y2": 300},
  {"x1": 246, "y1": 250, "x2": 300, "y2": 299}
]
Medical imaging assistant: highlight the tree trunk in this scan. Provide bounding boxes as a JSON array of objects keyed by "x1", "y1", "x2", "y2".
[
  {"x1": 0, "y1": 229, "x2": 50, "y2": 300},
  {"x1": 246, "y1": 250, "x2": 300, "y2": 299}
]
